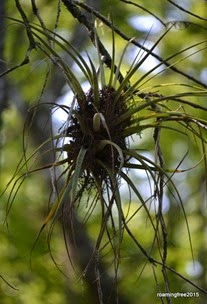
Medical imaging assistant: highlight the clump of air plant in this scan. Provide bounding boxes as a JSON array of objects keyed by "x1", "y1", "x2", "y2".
[{"x1": 64, "y1": 86, "x2": 130, "y2": 188}]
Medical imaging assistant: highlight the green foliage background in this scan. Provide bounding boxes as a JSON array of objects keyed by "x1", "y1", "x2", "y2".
[{"x1": 0, "y1": 0, "x2": 207, "y2": 303}]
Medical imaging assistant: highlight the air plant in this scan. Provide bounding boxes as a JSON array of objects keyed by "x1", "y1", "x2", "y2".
[{"x1": 3, "y1": 14, "x2": 207, "y2": 301}]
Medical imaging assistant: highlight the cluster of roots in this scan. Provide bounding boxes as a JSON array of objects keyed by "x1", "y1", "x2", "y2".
[{"x1": 65, "y1": 86, "x2": 131, "y2": 185}]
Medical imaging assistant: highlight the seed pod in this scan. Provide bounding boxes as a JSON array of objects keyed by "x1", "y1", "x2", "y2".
[{"x1": 93, "y1": 113, "x2": 101, "y2": 132}]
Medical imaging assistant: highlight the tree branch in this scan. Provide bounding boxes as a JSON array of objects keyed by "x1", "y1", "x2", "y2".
[{"x1": 74, "y1": 0, "x2": 207, "y2": 88}]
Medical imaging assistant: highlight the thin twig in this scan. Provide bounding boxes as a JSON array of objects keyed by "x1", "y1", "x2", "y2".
[
  {"x1": 166, "y1": 0, "x2": 207, "y2": 21},
  {"x1": 120, "y1": 0, "x2": 166, "y2": 26}
]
